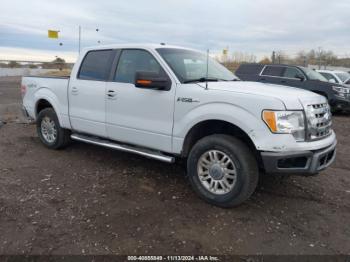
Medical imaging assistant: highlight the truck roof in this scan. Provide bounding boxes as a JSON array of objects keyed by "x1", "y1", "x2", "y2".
[
  {"x1": 236, "y1": 63, "x2": 304, "y2": 75},
  {"x1": 317, "y1": 69, "x2": 347, "y2": 74},
  {"x1": 82, "y1": 43, "x2": 197, "y2": 52}
]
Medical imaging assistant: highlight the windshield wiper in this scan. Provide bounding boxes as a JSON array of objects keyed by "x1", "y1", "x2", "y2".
[
  {"x1": 183, "y1": 77, "x2": 220, "y2": 83},
  {"x1": 183, "y1": 77, "x2": 240, "y2": 83},
  {"x1": 222, "y1": 78, "x2": 240, "y2": 81}
]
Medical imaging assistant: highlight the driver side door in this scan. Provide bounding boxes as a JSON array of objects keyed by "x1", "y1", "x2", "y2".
[
  {"x1": 279, "y1": 66, "x2": 306, "y2": 87},
  {"x1": 105, "y1": 49, "x2": 176, "y2": 152}
]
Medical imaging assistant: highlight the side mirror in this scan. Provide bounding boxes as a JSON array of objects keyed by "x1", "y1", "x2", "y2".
[
  {"x1": 135, "y1": 71, "x2": 171, "y2": 91},
  {"x1": 296, "y1": 75, "x2": 305, "y2": 81},
  {"x1": 328, "y1": 79, "x2": 336, "y2": 84}
]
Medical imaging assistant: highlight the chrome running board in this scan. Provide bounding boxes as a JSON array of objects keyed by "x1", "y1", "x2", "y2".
[{"x1": 71, "y1": 133, "x2": 175, "y2": 163}]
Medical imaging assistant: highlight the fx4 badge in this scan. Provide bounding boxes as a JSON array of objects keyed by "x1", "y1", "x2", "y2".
[{"x1": 177, "y1": 97, "x2": 200, "y2": 103}]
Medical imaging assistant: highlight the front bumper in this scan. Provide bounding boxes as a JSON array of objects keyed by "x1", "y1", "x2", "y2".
[
  {"x1": 331, "y1": 96, "x2": 350, "y2": 111},
  {"x1": 261, "y1": 140, "x2": 337, "y2": 176}
]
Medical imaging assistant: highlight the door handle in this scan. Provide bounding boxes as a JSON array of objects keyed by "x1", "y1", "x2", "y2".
[
  {"x1": 107, "y1": 90, "x2": 117, "y2": 99},
  {"x1": 281, "y1": 80, "x2": 287, "y2": 83},
  {"x1": 71, "y1": 86, "x2": 79, "y2": 95}
]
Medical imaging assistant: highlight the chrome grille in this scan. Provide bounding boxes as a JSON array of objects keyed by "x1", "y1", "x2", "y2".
[{"x1": 305, "y1": 103, "x2": 332, "y2": 140}]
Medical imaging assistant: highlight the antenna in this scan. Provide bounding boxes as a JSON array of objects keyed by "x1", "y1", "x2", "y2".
[{"x1": 205, "y1": 49, "x2": 209, "y2": 90}]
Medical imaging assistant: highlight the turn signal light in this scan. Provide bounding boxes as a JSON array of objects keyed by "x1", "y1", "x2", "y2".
[
  {"x1": 262, "y1": 111, "x2": 277, "y2": 132},
  {"x1": 136, "y1": 79, "x2": 152, "y2": 85}
]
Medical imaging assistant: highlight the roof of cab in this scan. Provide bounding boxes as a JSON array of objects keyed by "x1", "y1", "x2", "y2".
[
  {"x1": 82, "y1": 43, "x2": 198, "y2": 52},
  {"x1": 317, "y1": 69, "x2": 347, "y2": 74}
]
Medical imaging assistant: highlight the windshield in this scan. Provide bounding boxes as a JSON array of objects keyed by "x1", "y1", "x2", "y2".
[
  {"x1": 335, "y1": 72, "x2": 350, "y2": 83},
  {"x1": 301, "y1": 67, "x2": 328, "y2": 81},
  {"x1": 156, "y1": 48, "x2": 237, "y2": 83}
]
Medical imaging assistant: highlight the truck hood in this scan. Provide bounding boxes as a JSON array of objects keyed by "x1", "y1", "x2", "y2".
[{"x1": 205, "y1": 81, "x2": 325, "y2": 109}]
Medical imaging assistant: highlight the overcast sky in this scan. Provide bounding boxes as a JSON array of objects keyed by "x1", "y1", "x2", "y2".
[{"x1": 0, "y1": 0, "x2": 349, "y2": 62}]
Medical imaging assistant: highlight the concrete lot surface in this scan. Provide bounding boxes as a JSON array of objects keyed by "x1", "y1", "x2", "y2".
[{"x1": 0, "y1": 76, "x2": 349, "y2": 255}]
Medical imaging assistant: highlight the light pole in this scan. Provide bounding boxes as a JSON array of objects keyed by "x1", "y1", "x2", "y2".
[
  {"x1": 272, "y1": 51, "x2": 276, "y2": 64},
  {"x1": 318, "y1": 47, "x2": 323, "y2": 70},
  {"x1": 78, "y1": 25, "x2": 81, "y2": 53}
]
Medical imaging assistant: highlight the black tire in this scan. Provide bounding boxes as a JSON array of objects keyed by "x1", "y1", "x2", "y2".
[
  {"x1": 187, "y1": 134, "x2": 259, "y2": 208},
  {"x1": 331, "y1": 106, "x2": 342, "y2": 114},
  {"x1": 36, "y1": 108, "x2": 71, "y2": 149}
]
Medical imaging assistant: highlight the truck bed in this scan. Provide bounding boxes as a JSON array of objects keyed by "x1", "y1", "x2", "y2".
[
  {"x1": 23, "y1": 75, "x2": 70, "y2": 79},
  {"x1": 22, "y1": 76, "x2": 70, "y2": 121}
]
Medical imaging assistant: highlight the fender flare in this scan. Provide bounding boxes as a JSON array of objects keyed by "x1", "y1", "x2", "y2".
[
  {"x1": 173, "y1": 102, "x2": 268, "y2": 152},
  {"x1": 34, "y1": 88, "x2": 63, "y2": 126}
]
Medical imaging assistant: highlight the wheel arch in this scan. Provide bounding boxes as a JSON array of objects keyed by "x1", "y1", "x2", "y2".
[
  {"x1": 181, "y1": 119, "x2": 261, "y2": 165},
  {"x1": 36, "y1": 99, "x2": 53, "y2": 116},
  {"x1": 34, "y1": 96, "x2": 62, "y2": 126}
]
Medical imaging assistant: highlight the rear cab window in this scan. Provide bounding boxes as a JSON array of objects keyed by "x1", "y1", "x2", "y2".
[{"x1": 78, "y1": 50, "x2": 114, "y2": 81}]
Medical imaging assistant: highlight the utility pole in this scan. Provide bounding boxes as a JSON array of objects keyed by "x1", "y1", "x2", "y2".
[
  {"x1": 78, "y1": 26, "x2": 100, "y2": 52},
  {"x1": 272, "y1": 51, "x2": 276, "y2": 64},
  {"x1": 78, "y1": 25, "x2": 81, "y2": 53},
  {"x1": 303, "y1": 56, "x2": 308, "y2": 67},
  {"x1": 205, "y1": 49, "x2": 209, "y2": 90},
  {"x1": 318, "y1": 47, "x2": 322, "y2": 70},
  {"x1": 96, "y1": 28, "x2": 100, "y2": 44}
]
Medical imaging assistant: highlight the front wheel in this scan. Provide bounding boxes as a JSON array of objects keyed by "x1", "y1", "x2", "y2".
[
  {"x1": 36, "y1": 108, "x2": 71, "y2": 149},
  {"x1": 187, "y1": 134, "x2": 259, "y2": 207}
]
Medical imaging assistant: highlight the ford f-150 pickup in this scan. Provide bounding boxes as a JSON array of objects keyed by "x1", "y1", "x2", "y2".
[{"x1": 21, "y1": 44, "x2": 337, "y2": 207}]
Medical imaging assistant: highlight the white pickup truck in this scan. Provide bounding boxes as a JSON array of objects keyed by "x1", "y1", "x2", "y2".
[{"x1": 21, "y1": 44, "x2": 337, "y2": 207}]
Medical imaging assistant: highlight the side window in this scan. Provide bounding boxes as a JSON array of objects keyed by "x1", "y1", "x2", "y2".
[
  {"x1": 283, "y1": 67, "x2": 304, "y2": 79},
  {"x1": 320, "y1": 72, "x2": 338, "y2": 83},
  {"x1": 261, "y1": 66, "x2": 284, "y2": 77},
  {"x1": 115, "y1": 49, "x2": 163, "y2": 84},
  {"x1": 236, "y1": 64, "x2": 264, "y2": 75},
  {"x1": 78, "y1": 50, "x2": 114, "y2": 81}
]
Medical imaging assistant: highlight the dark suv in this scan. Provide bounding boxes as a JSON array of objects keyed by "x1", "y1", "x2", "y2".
[{"x1": 235, "y1": 64, "x2": 350, "y2": 112}]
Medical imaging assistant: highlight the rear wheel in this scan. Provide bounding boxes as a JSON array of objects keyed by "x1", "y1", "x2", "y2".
[
  {"x1": 36, "y1": 108, "x2": 71, "y2": 149},
  {"x1": 187, "y1": 134, "x2": 259, "y2": 207}
]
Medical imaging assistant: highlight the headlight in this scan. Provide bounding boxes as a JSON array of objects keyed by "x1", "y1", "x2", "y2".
[
  {"x1": 333, "y1": 86, "x2": 350, "y2": 96},
  {"x1": 262, "y1": 110, "x2": 305, "y2": 141}
]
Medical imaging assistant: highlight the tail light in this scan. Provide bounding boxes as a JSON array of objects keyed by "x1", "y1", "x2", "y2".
[{"x1": 21, "y1": 84, "x2": 27, "y2": 96}]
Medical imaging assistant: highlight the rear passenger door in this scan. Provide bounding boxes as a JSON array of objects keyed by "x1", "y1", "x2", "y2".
[
  {"x1": 105, "y1": 49, "x2": 176, "y2": 153},
  {"x1": 69, "y1": 49, "x2": 115, "y2": 138},
  {"x1": 259, "y1": 65, "x2": 285, "y2": 84}
]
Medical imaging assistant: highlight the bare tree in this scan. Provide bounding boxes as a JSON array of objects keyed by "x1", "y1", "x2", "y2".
[{"x1": 259, "y1": 57, "x2": 271, "y2": 64}]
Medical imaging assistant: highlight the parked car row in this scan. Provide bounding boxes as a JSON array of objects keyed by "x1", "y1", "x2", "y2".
[
  {"x1": 317, "y1": 70, "x2": 350, "y2": 86},
  {"x1": 235, "y1": 64, "x2": 350, "y2": 112}
]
